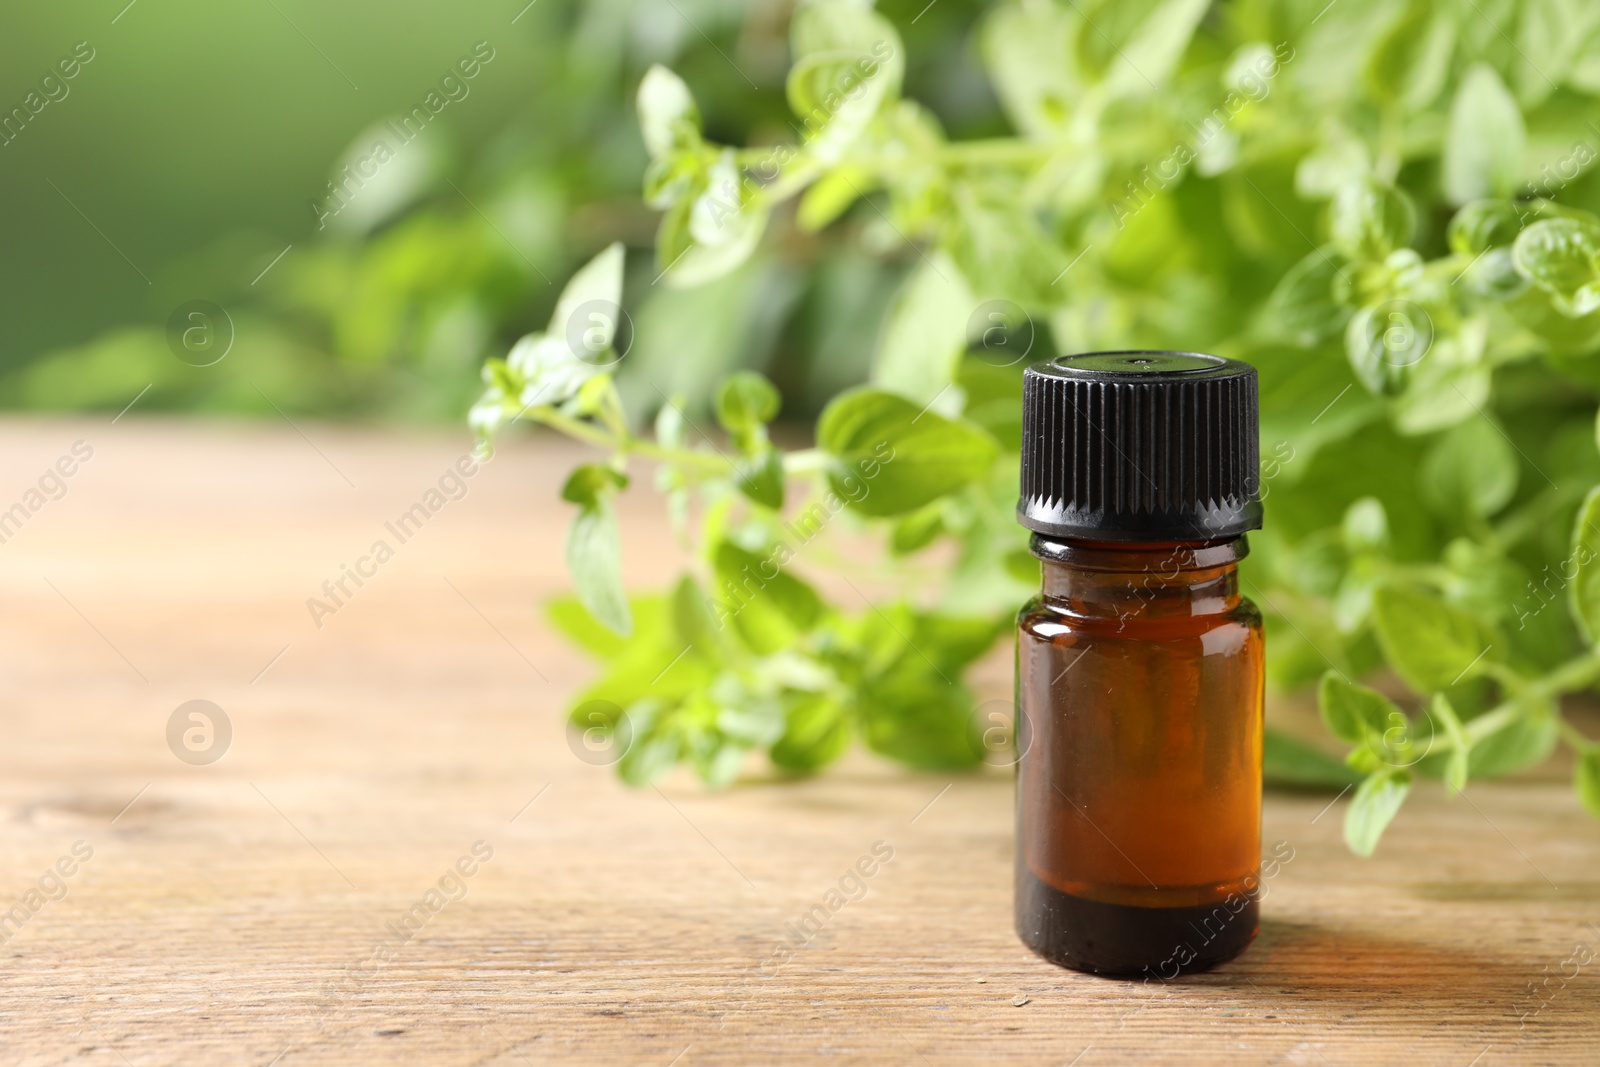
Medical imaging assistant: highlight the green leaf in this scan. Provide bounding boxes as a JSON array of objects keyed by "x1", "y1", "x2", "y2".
[
  {"x1": 1342, "y1": 497, "x2": 1390, "y2": 554},
  {"x1": 869, "y1": 256, "x2": 974, "y2": 407},
  {"x1": 1344, "y1": 769, "x2": 1411, "y2": 856},
  {"x1": 1370, "y1": 586, "x2": 1494, "y2": 693},
  {"x1": 837, "y1": 604, "x2": 1002, "y2": 694},
  {"x1": 714, "y1": 371, "x2": 781, "y2": 437},
  {"x1": 1264, "y1": 726, "x2": 1363, "y2": 788},
  {"x1": 1344, "y1": 298, "x2": 1435, "y2": 397},
  {"x1": 505, "y1": 334, "x2": 596, "y2": 409},
  {"x1": 642, "y1": 153, "x2": 697, "y2": 212},
  {"x1": 956, "y1": 357, "x2": 1026, "y2": 450},
  {"x1": 1511, "y1": 218, "x2": 1600, "y2": 316},
  {"x1": 770, "y1": 692, "x2": 852, "y2": 772},
  {"x1": 1458, "y1": 247, "x2": 1530, "y2": 301},
  {"x1": 547, "y1": 594, "x2": 649, "y2": 660},
  {"x1": 1448, "y1": 200, "x2": 1524, "y2": 255},
  {"x1": 817, "y1": 387, "x2": 998, "y2": 517},
  {"x1": 1389, "y1": 334, "x2": 1492, "y2": 436},
  {"x1": 469, "y1": 358, "x2": 528, "y2": 436},
  {"x1": 617, "y1": 702, "x2": 680, "y2": 786},
  {"x1": 625, "y1": 260, "x2": 798, "y2": 411},
  {"x1": 1248, "y1": 341, "x2": 1379, "y2": 474},
  {"x1": 1443, "y1": 63, "x2": 1524, "y2": 203},
  {"x1": 907, "y1": 611, "x2": 1006, "y2": 674},
  {"x1": 1329, "y1": 179, "x2": 1416, "y2": 261},
  {"x1": 1569, "y1": 486, "x2": 1600, "y2": 646},
  {"x1": 787, "y1": 0, "x2": 904, "y2": 164},
  {"x1": 947, "y1": 186, "x2": 1068, "y2": 305},
  {"x1": 670, "y1": 573, "x2": 722, "y2": 655},
  {"x1": 733, "y1": 447, "x2": 785, "y2": 510},
  {"x1": 499, "y1": 241, "x2": 629, "y2": 405},
  {"x1": 1576, "y1": 747, "x2": 1600, "y2": 818},
  {"x1": 548, "y1": 242, "x2": 626, "y2": 352},
  {"x1": 561, "y1": 463, "x2": 628, "y2": 507},
  {"x1": 637, "y1": 65, "x2": 700, "y2": 159},
  {"x1": 1318, "y1": 671, "x2": 1401, "y2": 746},
  {"x1": 693, "y1": 737, "x2": 749, "y2": 789},
  {"x1": 566, "y1": 497, "x2": 631, "y2": 637},
  {"x1": 711, "y1": 541, "x2": 823, "y2": 655},
  {"x1": 1514, "y1": 0, "x2": 1595, "y2": 104},
  {"x1": 889, "y1": 502, "x2": 945, "y2": 556},
  {"x1": 1102, "y1": 0, "x2": 1210, "y2": 100},
  {"x1": 658, "y1": 153, "x2": 771, "y2": 289},
  {"x1": 1257, "y1": 247, "x2": 1349, "y2": 345},
  {"x1": 1419, "y1": 418, "x2": 1518, "y2": 520},
  {"x1": 715, "y1": 695, "x2": 785, "y2": 747},
  {"x1": 573, "y1": 601, "x2": 706, "y2": 711},
  {"x1": 856, "y1": 675, "x2": 982, "y2": 769},
  {"x1": 786, "y1": 52, "x2": 898, "y2": 167},
  {"x1": 560, "y1": 471, "x2": 631, "y2": 642},
  {"x1": 1295, "y1": 131, "x2": 1371, "y2": 200},
  {"x1": 980, "y1": 0, "x2": 1080, "y2": 136},
  {"x1": 1431, "y1": 693, "x2": 1470, "y2": 793},
  {"x1": 1468, "y1": 697, "x2": 1558, "y2": 778},
  {"x1": 797, "y1": 165, "x2": 870, "y2": 231},
  {"x1": 1364, "y1": 1, "x2": 1454, "y2": 110},
  {"x1": 791, "y1": 0, "x2": 901, "y2": 62}
]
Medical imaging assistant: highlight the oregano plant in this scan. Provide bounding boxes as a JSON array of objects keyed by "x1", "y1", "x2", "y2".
[{"x1": 472, "y1": 0, "x2": 1600, "y2": 853}]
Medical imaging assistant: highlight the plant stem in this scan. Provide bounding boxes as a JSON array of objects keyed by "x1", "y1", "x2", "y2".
[
  {"x1": 627, "y1": 438, "x2": 733, "y2": 472},
  {"x1": 530, "y1": 408, "x2": 732, "y2": 473},
  {"x1": 1452, "y1": 651, "x2": 1600, "y2": 749},
  {"x1": 1557, "y1": 717, "x2": 1594, "y2": 753},
  {"x1": 782, "y1": 448, "x2": 831, "y2": 475},
  {"x1": 529, "y1": 408, "x2": 616, "y2": 450},
  {"x1": 531, "y1": 391, "x2": 846, "y2": 486},
  {"x1": 1459, "y1": 701, "x2": 1525, "y2": 747},
  {"x1": 1537, "y1": 650, "x2": 1600, "y2": 698}
]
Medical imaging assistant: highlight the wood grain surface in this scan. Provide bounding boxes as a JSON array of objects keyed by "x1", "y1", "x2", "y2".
[{"x1": 0, "y1": 417, "x2": 1596, "y2": 1066}]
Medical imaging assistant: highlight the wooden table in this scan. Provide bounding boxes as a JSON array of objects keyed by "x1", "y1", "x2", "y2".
[{"x1": 0, "y1": 417, "x2": 1596, "y2": 1066}]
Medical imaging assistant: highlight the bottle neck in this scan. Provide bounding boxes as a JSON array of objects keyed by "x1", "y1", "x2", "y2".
[{"x1": 1030, "y1": 534, "x2": 1247, "y2": 621}]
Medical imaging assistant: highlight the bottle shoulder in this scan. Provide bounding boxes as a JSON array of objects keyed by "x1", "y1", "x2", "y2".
[{"x1": 1017, "y1": 591, "x2": 1262, "y2": 640}]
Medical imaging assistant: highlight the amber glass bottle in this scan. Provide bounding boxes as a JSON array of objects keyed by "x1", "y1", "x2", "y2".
[{"x1": 1013, "y1": 352, "x2": 1264, "y2": 978}]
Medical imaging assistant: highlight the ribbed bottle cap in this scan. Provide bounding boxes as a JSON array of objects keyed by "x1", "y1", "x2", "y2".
[{"x1": 1018, "y1": 351, "x2": 1261, "y2": 542}]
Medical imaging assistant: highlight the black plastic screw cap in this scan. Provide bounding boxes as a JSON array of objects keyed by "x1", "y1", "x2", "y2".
[{"x1": 1018, "y1": 351, "x2": 1262, "y2": 542}]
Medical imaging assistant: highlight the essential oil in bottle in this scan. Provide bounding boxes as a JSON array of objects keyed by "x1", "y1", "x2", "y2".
[{"x1": 1013, "y1": 351, "x2": 1264, "y2": 978}]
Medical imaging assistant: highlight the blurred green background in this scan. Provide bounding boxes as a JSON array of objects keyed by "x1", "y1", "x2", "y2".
[
  {"x1": 0, "y1": 0, "x2": 1002, "y2": 421},
  {"x1": 12, "y1": 0, "x2": 1600, "y2": 826}
]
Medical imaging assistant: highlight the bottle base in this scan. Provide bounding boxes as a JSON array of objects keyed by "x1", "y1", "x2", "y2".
[{"x1": 1016, "y1": 870, "x2": 1258, "y2": 978}]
